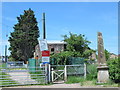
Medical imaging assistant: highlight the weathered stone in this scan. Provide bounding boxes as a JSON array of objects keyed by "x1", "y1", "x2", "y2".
[
  {"x1": 97, "y1": 32, "x2": 106, "y2": 65},
  {"x1": 97, "y1": 66, "x2": 109, "y2": 83},
  {"x1": 97, "y1": 32, "x2": 109, "y2": 83}
]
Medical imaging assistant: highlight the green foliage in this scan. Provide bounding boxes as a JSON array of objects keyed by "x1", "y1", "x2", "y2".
[
  {"x1": 105, "y1": 49, "x2": 110, "y2": 61},
  {"x1": 8, "y1": 8, "x2": 39, "y2": 63},
  {"x1": 50, "y1": 51, "x2": 74, "y2": 65},
  {"x1": 65, "y1": 76, "x2": 85, "y2": 84},
  {"x1": 63, "y1": 32, "x2": 93, "y2": 58},
  {"x1": 8, "y1": 56, "x2": 16, "y2": 61},
  {"x1": 86, "y1": 64, "x2": 97, "y2": 80},
  {"x1": 51, "y1": 33, "x2": 94, "y2": 65},
  {"x1": 107, "y1": 58, "x2": 120, "y2": 83}
]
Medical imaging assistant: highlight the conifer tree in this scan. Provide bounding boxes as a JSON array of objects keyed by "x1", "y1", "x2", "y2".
[{"x1": 9, "y1": 8, "x2": 39, "y2": 63}]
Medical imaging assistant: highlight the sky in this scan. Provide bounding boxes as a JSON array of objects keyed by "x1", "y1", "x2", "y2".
[{"x1": 1, "y1": 2, "x2": 118, "y2": 56}]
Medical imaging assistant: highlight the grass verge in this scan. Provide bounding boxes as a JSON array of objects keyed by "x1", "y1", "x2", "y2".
[{"x1": 65, "y1": 76, "x2": 119, "y2": 87}]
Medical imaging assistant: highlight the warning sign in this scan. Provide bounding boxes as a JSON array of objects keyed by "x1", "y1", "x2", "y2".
[{"x1": 42, "y1": 51, "x2": 50, "y2": 57}]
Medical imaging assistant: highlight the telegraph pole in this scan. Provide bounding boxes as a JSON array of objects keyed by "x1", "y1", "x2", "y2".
[
  {"x1": 42, "y1": 13, "x2": 50, "y2": 83},
  {"x1": 5, "y1": 45, "x2": 7, "y2": 63},
  {"x1": 43, "y1": 13, "x2": 46, "y2": 39},
  {"x1": 5, "y1": 34, "x2": 8, "y2": 63}
]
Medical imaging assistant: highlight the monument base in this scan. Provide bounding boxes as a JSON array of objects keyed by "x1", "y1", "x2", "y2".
[{"x1": 97, "y1": 66, "x2": 109, "y2": 83}]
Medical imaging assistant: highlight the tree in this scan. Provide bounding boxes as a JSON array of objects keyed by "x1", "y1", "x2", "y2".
[
  {"x1": 105, "y1": 49, "x2": 110, "y2": 61},
  {"x1": 8, "y1": 8, "x2": 39, "y2": 63},
  {"x1": 62, "y1": 32, "x2": 93, "y2": 58},
  {"x1": 51, "y1": 32, "x2": 94, "y2": 65}
]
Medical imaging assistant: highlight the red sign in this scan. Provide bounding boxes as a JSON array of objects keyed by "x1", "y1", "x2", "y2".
[{"x1": 42, "y1": 51, "x2": 50, "y2": 57}]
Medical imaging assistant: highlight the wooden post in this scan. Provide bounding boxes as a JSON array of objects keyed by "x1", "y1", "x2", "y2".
[
  {"x1": 84, "y1": 63, "x2": 87, "y2": 79},
  {"x1": 51, "y1": 68, "x2": 54, "y2": 82},
  {"x1": 64, "y1": 65, "x2": 67, "y2": 82}
]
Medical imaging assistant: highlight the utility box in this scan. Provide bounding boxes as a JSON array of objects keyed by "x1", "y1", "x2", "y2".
[{"x1": 28, "y1": 58, "x2": 36, "y2": 72}]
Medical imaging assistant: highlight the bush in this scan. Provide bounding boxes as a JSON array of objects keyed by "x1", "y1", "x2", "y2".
[
  {"x1": 107, "y1": 58, "x2": 120, "y2": 83},
  {"x1": 86, "y1": 64, "x2": 97, "y2": 80}
]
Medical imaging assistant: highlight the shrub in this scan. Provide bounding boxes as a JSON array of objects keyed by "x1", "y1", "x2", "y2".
[
  {"x1": 107, "y1": 58, "x2": 120, "y2": 83},
  {"x1": 86, "y1": 64, "x2": 97, "y2": 80}
]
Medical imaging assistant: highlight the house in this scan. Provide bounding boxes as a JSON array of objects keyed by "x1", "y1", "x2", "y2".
[
  {"x1": 47, "y1": 40, "x2": 67, "y2": 54},
  {"x1": 34, "y1": 40, "x2": 67, "y2": 59},
  {"x1": 110, "y1": 53, "x2": 118, "y2": 59}
]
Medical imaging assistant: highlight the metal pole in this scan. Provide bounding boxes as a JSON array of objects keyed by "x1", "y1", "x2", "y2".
[
  {"x1": 48, "y1": 64, "x2": 51, "y2": 83},
  {"x1": 43, "y1": 13, "x2": 46, "y2": 39}
]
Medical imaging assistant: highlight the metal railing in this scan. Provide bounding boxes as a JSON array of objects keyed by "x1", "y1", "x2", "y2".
[{"x1": 0, "y1": 66, "x2": 47, "y2": 87}]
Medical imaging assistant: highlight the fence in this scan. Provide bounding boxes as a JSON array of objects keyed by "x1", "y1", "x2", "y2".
[
  {"x1": 50, "y1": 57, "x2": 85, "y2": 65},
  {"x1": 0, "y1": 62, "x2": 88, "y2": 86},
  {"x1": 0, "y1": 63, "x2": 47, "y2": 87},
  {"x1": 51, "y1": 64, "x2": 87, "y2": 83}
]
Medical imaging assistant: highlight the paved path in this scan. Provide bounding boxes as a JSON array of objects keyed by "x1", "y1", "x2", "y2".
[
  {"x1": 3, "y1": 83, "x2": 118, "y2": 88},
  {"x1": 7, "y1": 71, "x2": 38, "y2": 84}
]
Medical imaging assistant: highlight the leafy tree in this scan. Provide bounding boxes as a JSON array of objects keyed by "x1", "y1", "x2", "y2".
[
  {"x1": 51, "y1": 51, "x2": 74, "y2": 65},
  {"x1": 63, "y1": 32, "x2": 93, "y2": 58},
  {"x1": 8, "y1": 8, "x2": 39, "y2": 63},
  {"x1": 51, "y1": 32, "x2": 94, "y2": 65},
  {"x1": 105, "y1": 49, "x2": 110, "y2": 61}
]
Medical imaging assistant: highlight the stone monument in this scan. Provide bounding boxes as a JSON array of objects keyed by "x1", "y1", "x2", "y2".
[{"x1": 97, "y1": 32, "x2": 109, "y2": 83}]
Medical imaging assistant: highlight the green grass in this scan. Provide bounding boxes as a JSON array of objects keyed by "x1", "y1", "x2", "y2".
[
  {"x1": 29, "y1": 67, "x2": 45, "y2": 83},
  {"x1": 0, "y1": 72, "x2": 18, "y2": 86},
  {"x1": 86, "y1": 64, "x2": 97, "y2": 80},
  {"x1": 95, "y1": 80, "x2": 119, "y2": 87},
  {"x1": 65, "y1": 76, "x2": 86, "y2": 84},
  {"x1": 65, "y1": 76, "x2": 119, "y2": 87},
  {"x1": 80, "y1": 79, "x2": 96, "y2": 86}
]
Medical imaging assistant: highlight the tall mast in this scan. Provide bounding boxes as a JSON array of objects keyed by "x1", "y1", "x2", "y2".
[{"x1": 43, "y1": 13, "x2": 46, "y2": 39}]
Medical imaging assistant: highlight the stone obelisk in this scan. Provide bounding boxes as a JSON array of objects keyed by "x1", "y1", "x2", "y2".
[{"x1": 97, "y1": 32, "x2": 109, "y2": 83}]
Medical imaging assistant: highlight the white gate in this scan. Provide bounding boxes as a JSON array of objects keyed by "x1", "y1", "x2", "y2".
[{"x1": 51, "y1": 64, "x2": 87, "y2": 83}]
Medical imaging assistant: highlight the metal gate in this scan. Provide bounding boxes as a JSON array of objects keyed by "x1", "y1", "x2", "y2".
[{"x1": 0, "y1": 63, "x2": 47, "y2": 87}]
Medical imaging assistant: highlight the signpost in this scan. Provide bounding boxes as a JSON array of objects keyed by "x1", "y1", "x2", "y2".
[
  {"x1": 39, "y1": 39, "x2": 50, "y2": 64},
  {"x1": 39, "y1": 39, "x2": 48, "y2": 51}
]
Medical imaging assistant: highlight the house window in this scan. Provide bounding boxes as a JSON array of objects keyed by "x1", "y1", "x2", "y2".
[{"x1": 51, "y1": 48, "x2": 54, "y2": 52}]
